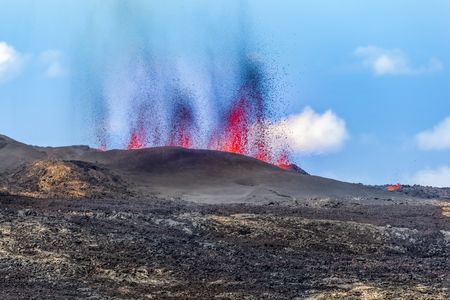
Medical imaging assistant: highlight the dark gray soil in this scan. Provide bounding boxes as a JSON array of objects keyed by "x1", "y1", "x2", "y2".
[{"x1": 0, "y1": 194, "x2": 449, "y2": 299}]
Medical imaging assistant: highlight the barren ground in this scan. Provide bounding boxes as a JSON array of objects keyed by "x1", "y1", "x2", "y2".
[
  {"x1": 0, "y1": 135, "x2": 449, "y2": 299},
  {"x1": 0, "y1": 194, "x2": 449, "y2": 299}
]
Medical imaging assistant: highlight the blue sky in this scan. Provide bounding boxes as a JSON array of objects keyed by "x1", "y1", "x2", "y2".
[{"x1": 1, "y1": 0, "x2": 450, "y2": 186}]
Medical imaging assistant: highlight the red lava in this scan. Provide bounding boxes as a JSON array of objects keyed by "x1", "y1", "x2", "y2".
[
  {"x1": 121, "y1": 84, "x2": 291, "y2": 169},
  {"x1": 387, "y1": 183, "x2": 401, "y2": 192}
]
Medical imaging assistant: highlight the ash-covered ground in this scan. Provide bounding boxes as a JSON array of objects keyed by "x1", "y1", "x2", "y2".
[
  {"x1": 1, "y1": 195, "x2": 449, "y2": 299},
  {"x1": 0, "y1": 135, "x2": 449, "y2": 299}
]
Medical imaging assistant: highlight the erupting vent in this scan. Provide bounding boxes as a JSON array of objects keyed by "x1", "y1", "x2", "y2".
[
  {"x1": 93, "y1": 58, "x2": 293, "y2": 169},
  {"x1": 121, "y1": 89, "x2": 290, "y2": 168},
  {"x1": 73, "y1": 2, "x2": 303, "y2": 172}
]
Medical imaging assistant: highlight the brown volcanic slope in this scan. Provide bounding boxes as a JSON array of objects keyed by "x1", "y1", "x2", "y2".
[
  {"x1": 1, "y1": 158, "x2": 132, "y2": 199},
  {"x1": 0, "y1": 134, "x2": 403, "y2": 203}
]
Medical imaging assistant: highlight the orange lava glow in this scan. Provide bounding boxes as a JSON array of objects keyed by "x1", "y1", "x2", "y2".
[{"x1": 387, "y1": 183, "x2": 401, "y2": 192}]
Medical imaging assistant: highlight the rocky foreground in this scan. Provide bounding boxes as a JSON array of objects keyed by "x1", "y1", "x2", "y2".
[
  {"x1": 0, "y1": 194, "x2": 449, "y2": 299},
  {"x1": 0, "y1": 135, "x2": 449, "y2": 299}
]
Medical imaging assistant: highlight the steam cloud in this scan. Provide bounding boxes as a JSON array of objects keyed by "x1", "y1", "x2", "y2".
[
  {"x1": 269, "y1": 107, "x2": 348, "y2": 155},
  {"x1": 354, "y1": 46, "x2": 443, "y2": 76},
  {"x1": 413, "y1": 166, "x2": 450, "y2": 188},
  {"x1": 416, "y1": 117, "x2": 450, "y2": 151}
]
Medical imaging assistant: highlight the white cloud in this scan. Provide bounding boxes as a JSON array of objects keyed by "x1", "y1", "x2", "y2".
[
  {"x1": 39, "y1": 50, "x2": 66, "y2": 78},
  {"x1": 416, "y1": 117, "x2": 450, "y2": 150},
  {"x1": 354, "y1": 46, "x2": 443, "y2": 76},
  {"x1": 270, "y1": 107, "x2": 349, "y2": 155},
  {"x1": 412, "y1": 166, "x2": 450, "y2": 188},
  {"x1": 0, "y1": 42, "x2": 25, "y2": 83}
]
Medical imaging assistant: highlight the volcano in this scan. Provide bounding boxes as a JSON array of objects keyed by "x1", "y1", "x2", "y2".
[
  {"x1": 1, "y1": 134, "x2": 449, "y2": 299},
  {"x1": 0, "y1": 134, "x2": 390, "y2": 203}
]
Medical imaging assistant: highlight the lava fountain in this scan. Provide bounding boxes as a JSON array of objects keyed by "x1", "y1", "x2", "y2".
[
  {"x1": 76, "y1": 2, "x2": 294, "y2": 169},
  {"x1": 119, "y1": 59, "x2": 292, "y2": 168}
]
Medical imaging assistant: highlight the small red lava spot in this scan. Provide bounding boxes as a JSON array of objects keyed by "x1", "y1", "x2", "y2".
[{"x1": 387, "y1": 183, "x2": 401, "y2": 192}]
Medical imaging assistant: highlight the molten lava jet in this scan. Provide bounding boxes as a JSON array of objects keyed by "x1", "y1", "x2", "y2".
[
  {"x1": 104, "y1": 59, "x2": 294, "y2": 170},
  {"x1": 276, "y1": 152, "x2": 292, "y2": 170},
  {"x1": 127, "y1": 130, "x2": 146, "y2": 150},
  {"x1": 127, "y1": 120, "x2": 146, "y2": 150},
  {"x1": 209, "y1": 94, "x2": 276, "y2": 163},
  {"x1": 207, "y1": 77, "x2": 288, "y2": 168},
  {"x1": 214, "y1": 96, "x2": 250, "y2": 155},
  {"x1": 123, "y1": 85, "x2": 292, "y2": 169}
]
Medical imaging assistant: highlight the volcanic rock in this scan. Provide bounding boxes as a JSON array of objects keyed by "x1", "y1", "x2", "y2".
[{"x1": 1, "y1": 159, "x2": 132, "y2": 199}]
